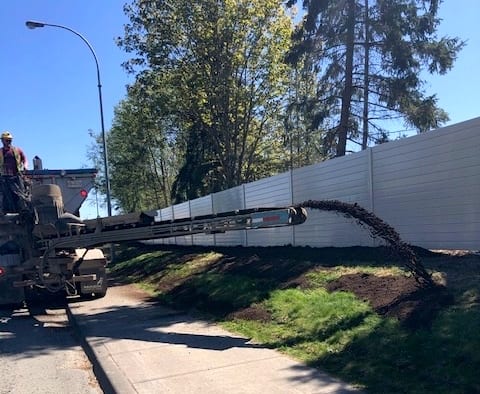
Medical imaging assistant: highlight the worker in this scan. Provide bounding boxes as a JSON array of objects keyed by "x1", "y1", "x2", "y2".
[{"x1": 0, "y1": 131, "x2": 30, "y2": 214}]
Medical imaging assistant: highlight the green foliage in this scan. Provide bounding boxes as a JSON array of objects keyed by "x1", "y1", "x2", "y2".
[
  {"x1": 287, "y1": 0, "x2": 465, "y2": 155},
  {"x1": 118, "y1": 0, "x2": 295, "y2": 203},
  {"x1": 102, "y1": 73, "x2": 181, "y2": 212},
  {"x1": 283, "y1": 59, "x2": 331, "y2": 166}
]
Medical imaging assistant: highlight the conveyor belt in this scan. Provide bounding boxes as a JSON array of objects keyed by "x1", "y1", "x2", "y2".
[{"x1": 40, "y1": 207, "x2": 307, "y2": 250}]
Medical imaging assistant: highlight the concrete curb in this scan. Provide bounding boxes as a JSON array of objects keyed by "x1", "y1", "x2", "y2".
[{"x1": 66, "y1": 304, "x2": 135, "y2": 394}]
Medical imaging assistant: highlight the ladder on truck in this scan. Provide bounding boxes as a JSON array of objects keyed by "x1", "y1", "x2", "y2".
[{"x1": 38, "y1": 206, "x2": 308, "y2": 252}]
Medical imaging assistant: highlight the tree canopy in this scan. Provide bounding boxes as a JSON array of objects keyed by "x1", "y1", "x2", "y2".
[
  {"x1": 114, "y1": 0, "x2": 294, "y2": 205},
  {"x1": 97, "y1": 0, "x2": 465, "y2": 212}
]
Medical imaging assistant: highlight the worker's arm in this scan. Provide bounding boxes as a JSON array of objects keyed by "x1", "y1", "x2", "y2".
[{"x1": 18, "y1": 148, "x2": 28, "y2": 171}]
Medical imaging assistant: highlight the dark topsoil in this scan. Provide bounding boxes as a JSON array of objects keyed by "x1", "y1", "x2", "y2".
[{"x1": 324, "y1": 271, "x2": 453, "y2": 329}]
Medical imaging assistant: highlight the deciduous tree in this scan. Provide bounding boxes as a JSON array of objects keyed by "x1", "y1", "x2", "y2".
[{"x1": 118, "y1": 0, "x2": 294, "y2": 202}]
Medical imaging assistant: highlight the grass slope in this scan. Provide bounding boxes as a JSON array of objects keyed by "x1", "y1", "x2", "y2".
[{"x1": 109, "y1": 243, "x2": 480, "y2": 394}]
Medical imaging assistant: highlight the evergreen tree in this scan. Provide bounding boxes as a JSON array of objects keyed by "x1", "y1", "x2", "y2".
[
  {"x1": 286, "y1": 0, "x2": 465, "y2": 156},
  {"x1": 283, "y1": 58, "x2": 331, "y2": 168}
]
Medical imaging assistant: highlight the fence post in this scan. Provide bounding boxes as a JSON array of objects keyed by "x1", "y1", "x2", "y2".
[
  {"x1": 289, "y1": 168, "x2": 296, "y2": 247},
  {"x1": 367, "y1": 147, "x2": 375, "y2": 213},
  {"x1": 211, "y1": 194, "x2": 216, "y2": 247},
  {"x1": 188, "y1": 200, "x2": 193, "y2": 246},
  {"x1": 243, "y1": 184, "x2": 248, "y2": 247}
]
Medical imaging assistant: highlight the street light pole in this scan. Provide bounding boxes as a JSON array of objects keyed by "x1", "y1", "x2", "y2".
[{"x1": 25, "y1": 20, "x2": 112, "y2": 217}]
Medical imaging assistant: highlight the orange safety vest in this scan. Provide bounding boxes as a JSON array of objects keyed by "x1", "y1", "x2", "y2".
[{"x1": 0, "y1": 146, "x2": 24, "y2": 175}]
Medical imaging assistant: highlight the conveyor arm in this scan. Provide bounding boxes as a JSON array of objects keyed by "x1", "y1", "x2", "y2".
[{"x1": 40, "y1": 207, "x2": 307, "y2": 250}]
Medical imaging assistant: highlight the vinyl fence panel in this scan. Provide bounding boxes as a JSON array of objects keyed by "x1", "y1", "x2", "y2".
[
  {"x1": 212, "y1": 186, "x2": 246, "y2": 246},
  {"x1": 372, "y1": 117, "x2": 480, "y2": 249},
  {"x1": 190, "y1": 196, "x2": 215, "y2": 246},
  {"x1": 292, "y1": 151, "x2": 376, "y2": 247},
  {"x1": 244, "y1": 172, "x2": 294, "y2": 246},
  {"x1": 148, "y1": 117, "x2": 480, "y2": 250},
  {"x1": 173, "y1": 202, "x2": 192, "y2": 245}
]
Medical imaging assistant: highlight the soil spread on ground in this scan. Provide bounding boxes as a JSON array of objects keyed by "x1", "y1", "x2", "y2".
[
  {"x1": 229, "y1": 266, "x2": 453, "y2": 331},
  {"x1": 116, "y1": 241, "x2": 463, "y2": 331},
  {"x1": 297, "y1": 200, "x2": 434, "y2": 287},
  {"x1": 293, "y1": 200, "x2": 452, "y2": 329},
  {"x1": 324, "y1": 273, "x2": 452, "y2": 330}
]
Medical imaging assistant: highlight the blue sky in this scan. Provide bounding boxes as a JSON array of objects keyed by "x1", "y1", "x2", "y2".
[{"x1": 1, "y1": 1, "x2": 479, "y2": 218}]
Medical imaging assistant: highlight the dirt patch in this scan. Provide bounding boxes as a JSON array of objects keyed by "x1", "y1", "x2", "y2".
[
  {"x1": 229, "y1": 272, "x2": 453, "y2": 330},
  {"x1": 325, "y1": 273, "x2": 453, "y2": 329},
  {"x1": 220, "y1": 247, "x2": 464, "y2": 330},
  {"x1": 229, "y1": 304, "x2": 272, "y2": 323}
]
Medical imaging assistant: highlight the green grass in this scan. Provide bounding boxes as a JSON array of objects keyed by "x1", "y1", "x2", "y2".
[
  {"x1": 224, "y1": 288, "x2": 376, "y2": 351},
  {"x1": 108, "y1": 243, "x2": 480, "y2": 394}
]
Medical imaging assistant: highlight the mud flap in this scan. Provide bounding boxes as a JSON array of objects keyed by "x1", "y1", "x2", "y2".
[{"x1": 78, "y1": 262, "x2": 107, "y2": 296}]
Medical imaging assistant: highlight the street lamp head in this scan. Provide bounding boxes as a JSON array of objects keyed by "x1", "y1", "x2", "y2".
[{"x1": 25, "y1": 20, "x2": 46, "y2": 29}]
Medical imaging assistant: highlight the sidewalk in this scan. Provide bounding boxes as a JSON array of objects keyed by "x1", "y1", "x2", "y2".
[{"x1": 67, "y1": 284, "x2": 362, "y2": 394}]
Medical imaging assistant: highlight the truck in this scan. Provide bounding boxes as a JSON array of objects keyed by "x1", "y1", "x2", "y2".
[
  {"x1": 0, "y1": 165, "x2": 307, "y2": 306},
  {"x1": 0, "y1": 167, "x2": 107, "y2": 304}
]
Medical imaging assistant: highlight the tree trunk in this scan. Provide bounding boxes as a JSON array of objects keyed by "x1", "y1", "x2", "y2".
[
  {"x1": 336, "y1": 0, "x2": 355, "y2": 157},
  {"x1": 362, "y1": 0, "x2": 370, "y2": 150}
]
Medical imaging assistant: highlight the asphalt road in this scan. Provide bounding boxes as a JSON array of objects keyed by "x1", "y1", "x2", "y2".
[{"x1": 0, "y1": 300, "x2": 101, "y2": 394}]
